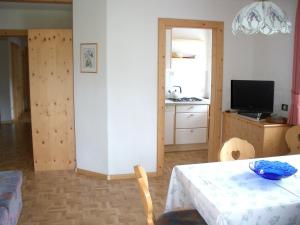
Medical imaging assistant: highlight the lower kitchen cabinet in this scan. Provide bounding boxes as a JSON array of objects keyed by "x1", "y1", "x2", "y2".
[
  {"x1": 176, "y1": 112, "x2": 208, "y2": 128},
  {"x1": 164, "y1": 104, "x2": 209, "y2": 146},
  {"x1": 175, "y1": 128, "x2": 207, "y2": 144},
  {"x1": 165, "y1": 105, "x2": 175, "y2": 145}
]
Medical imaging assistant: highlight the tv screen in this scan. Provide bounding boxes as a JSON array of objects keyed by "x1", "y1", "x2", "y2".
[{"x1": 231, "y1": 80, "x2": 274, "y2": 113}]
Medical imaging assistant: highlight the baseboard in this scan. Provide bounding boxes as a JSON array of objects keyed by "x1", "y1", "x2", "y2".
[
  {"x1": 76, "y1": 168, "x2": 108, "y2": 180},
  {"x1": 0, "y1": 120, "x2": 13, "y2": 124},
  {"x1": 165, "y1": 143, "x2": 208, "y2": 152},
  {"x1": 76, "y1": 168, "x2": 158, "y2": 180}
]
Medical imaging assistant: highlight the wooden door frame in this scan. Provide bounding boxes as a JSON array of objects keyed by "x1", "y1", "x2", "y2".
[
  {"x1": 0, "y1": 29, "x2": 27, "y2": 37},
  {"x1": 157, "y1": 18, "x2": 224, "y2": 175}
]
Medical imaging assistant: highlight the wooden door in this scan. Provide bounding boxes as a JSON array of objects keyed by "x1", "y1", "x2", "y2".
[
  {"x1": 28, "y1": 30, "x2": 75, "y2": 171},
  {"x1": 11, "y1": 43, "x2": 25, "y2": 121}
]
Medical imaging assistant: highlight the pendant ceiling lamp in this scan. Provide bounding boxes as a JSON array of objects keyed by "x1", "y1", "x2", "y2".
[{"x1": 232, "y1": 0, "x2": 292, "y2": 35}]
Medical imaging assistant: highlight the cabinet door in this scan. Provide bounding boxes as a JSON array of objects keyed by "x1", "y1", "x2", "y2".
[
  {"x1": 165, "y1": 106, "x2": 175, "y2": 145},
  {"x1": 176, "y1": 112, "x2": 208, "y2": 128},
  {"x1": 176, "y1": 128, "x2": 207, "y2": 144},
  {"x1": 176, "y1": 104, "x2": 208, "y2": 113}
]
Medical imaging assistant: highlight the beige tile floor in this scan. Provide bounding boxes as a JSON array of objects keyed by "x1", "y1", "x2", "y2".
[{"x1": 0, "y1": 122, "x2": 208, "y2": 225}]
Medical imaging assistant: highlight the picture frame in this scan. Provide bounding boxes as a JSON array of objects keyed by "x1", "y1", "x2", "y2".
[{"x1": 80, "y1": 43, "x2": 98, "y2": 73}]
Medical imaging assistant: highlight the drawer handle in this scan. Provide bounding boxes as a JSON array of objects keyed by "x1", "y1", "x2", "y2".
[
  {"x1": 188, "y1": 114, "x2": 194, "y2": 118},
  {"x1": 190, "y1": 129, "x2": 194, "y2": 133},
  {"x1": 188, "y1": 106, "x2": 194, "y2": 110}
]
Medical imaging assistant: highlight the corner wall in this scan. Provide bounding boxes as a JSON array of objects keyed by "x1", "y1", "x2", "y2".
[
  {"x1": 106, "y1": 0, "x2": 255, "y2": 174},
  {"x1": 72, "y1": 0, "x2": 296, "y2": 176},
  {"x1": 73, "y1": 0, "x2": 108, "y2": 174}
]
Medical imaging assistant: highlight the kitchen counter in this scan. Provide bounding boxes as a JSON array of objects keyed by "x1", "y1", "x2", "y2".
[{"x1": 165, "y1": 98, "x2": 210, "y2": 105}]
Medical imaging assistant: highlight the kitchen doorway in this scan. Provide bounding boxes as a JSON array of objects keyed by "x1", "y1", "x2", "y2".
[{"x1": 157, "y1": 19, "x2": 224, "y2": 176}]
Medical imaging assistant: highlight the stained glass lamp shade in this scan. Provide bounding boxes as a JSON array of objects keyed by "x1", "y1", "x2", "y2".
[{"x1": 232, "y1": 0, "x2": 292, "y2": 35}]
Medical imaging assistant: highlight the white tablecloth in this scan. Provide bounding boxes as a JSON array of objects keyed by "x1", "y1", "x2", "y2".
[{"x1": 165, "y1": 155, "x2": 300, "y2": 225}]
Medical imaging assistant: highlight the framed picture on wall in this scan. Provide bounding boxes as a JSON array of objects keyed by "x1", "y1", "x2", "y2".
[{"x1": 80, "y1": 43, "x2": 98, "y2": 73}]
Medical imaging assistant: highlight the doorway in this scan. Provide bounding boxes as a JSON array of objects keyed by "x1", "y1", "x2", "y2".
[
  {"x1": 0, "y1": 31, "x2": 33, "y2": 171},
  {"x1": 0, "y1": 29, "x2": 76, "y2": 172},
  {"x1": 157, "y1": 19, "x2": 224, "y2": 175}
]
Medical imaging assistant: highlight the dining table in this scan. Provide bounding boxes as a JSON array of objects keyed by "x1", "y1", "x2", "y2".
[{"x1": 165, "y1": 155, "x2": 300, "y2": 225}]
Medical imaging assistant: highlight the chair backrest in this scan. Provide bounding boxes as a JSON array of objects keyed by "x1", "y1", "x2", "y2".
[
  {"x1": 285, "y1": 125, "x2": 300, "y2": 154},
  {"x1": 220, "y1": 137, "x2": 255, "y2": 161},
  {"x1": 134, "y1": 165, "x2": 149, "y2": 188},
  {"x1": 134, "y1": 165, "x2": 155, "y2": 225}
]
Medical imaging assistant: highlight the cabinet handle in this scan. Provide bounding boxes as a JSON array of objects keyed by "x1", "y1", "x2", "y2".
[
  {"x1": 188, "y1": 106, "x2": 194, "y2": 110},
  {"x1": 190, "y1": 129, "x2": 194, "y2": 133},
  {"x1": 188, "y1": 114, "x2": 194, "y2": 118}
]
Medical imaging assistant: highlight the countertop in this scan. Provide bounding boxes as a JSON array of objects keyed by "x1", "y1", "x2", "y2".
[{"x1": 165, "y1": 98, "x2": 210, "y2": 105}]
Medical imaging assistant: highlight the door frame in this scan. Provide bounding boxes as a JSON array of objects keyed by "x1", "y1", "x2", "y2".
[
  {"x1": 157, "y1": 18, "x2": 224, "y2": 175},
  {"x1": 0, "y1": 29, "x2": 27, "y2": 37}
]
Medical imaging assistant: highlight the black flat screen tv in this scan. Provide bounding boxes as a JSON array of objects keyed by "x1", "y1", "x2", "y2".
[{"x1": 231, "y1": 80, "x2": 274, "y2": 113}]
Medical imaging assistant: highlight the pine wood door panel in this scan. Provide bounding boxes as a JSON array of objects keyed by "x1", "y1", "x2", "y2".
[
  {"x1": 28, "y1": 29, "x2": 75, "y2": 171},
  {"x1": 11, "y1": 43, "x2": 25, "y2": 121}
]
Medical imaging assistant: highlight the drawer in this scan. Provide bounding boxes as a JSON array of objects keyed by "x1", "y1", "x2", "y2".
[
  {"x1": 176, "y1": 128, "x2": 207, "y2": 144},
  {"x1": 176, "y1": 104, "x2": 208, "y2": 113},
  {"x1": 165, "y1": 105, "x2": 175, "y2": 112},
  {"x1": 176, "y1": 113, "x2": 208, "y2": 128}
]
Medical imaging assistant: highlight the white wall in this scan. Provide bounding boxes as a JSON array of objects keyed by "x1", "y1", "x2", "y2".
[
  {"x1": 73, "y1": 0, "x2": 108, "y2": 174},
  {"x1": 252, "y1": 0, "x2": 297, "y2": 117},
  {"x1": 73, "y1": 0, "x2": 296, "y2": 175},
  {"x1": 106, "y1": 0, "x2": 256, "y2": 174},
  {"x1": 0, "y1": 2, "x2": 72, "y2": 29},
  {"x1": 0, "y1": 40, "x2": 12, "y2": 122}
]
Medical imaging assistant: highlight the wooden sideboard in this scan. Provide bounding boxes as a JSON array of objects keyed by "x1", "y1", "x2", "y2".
[{"x1": 222, "y1": 112, "x2": 291, "y2": 158}]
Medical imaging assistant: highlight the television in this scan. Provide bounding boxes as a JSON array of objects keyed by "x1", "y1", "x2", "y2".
[{"x1": 231, "y1": 80, "x2": 274, "y2": 115}]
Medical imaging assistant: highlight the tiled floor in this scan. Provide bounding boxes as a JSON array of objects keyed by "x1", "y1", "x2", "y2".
[{"x1": 0, "y1": 122, "x2": 208, "y2": 225}]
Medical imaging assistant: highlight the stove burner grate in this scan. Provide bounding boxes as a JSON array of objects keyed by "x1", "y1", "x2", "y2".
[{"x1": 167, "y1": 97, "x2": 202, "y2": 102}]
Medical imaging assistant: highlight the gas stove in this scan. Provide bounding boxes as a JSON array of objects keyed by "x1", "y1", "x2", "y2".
[{"x1": 167, "y1": 97, "x2": 202, "y2": 102}]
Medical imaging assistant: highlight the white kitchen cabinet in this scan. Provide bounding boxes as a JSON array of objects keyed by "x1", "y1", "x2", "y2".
[
  {"x1": 175, "y1": 104, "x2": 209, "y2": 145},
  {"x1": 176, "y1": 105, "x2": 208, "y2": 113},
  {"x1": 165, "y1": 105, "x2": 175, "y2": 145},
  {"x1": 176, "y1": 128, "x2": 207, "y2": 144},
  {"x1": 176, "y1": 112, "x2": 208, "y2": 128}
]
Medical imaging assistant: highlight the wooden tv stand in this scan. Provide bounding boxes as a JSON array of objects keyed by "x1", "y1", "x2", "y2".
[{"x1": 222, "y1": 112, "x2": 291, "y2": 158}]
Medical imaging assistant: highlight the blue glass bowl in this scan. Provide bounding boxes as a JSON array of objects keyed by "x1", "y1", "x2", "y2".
[{"x1": 249, "y1": 160, "x2": 298, "y2": 180}]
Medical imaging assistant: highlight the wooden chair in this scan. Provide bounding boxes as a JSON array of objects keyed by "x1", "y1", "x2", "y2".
[
  {"x1": 134, "y1": 165, "x2": 207, "y2": 225},
  {"x1": 285, "y1": 125, "x2": 300, "y2": 155},
  {"x1": 220, "y1": 137, "x2": 255, "y2": 161}
]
